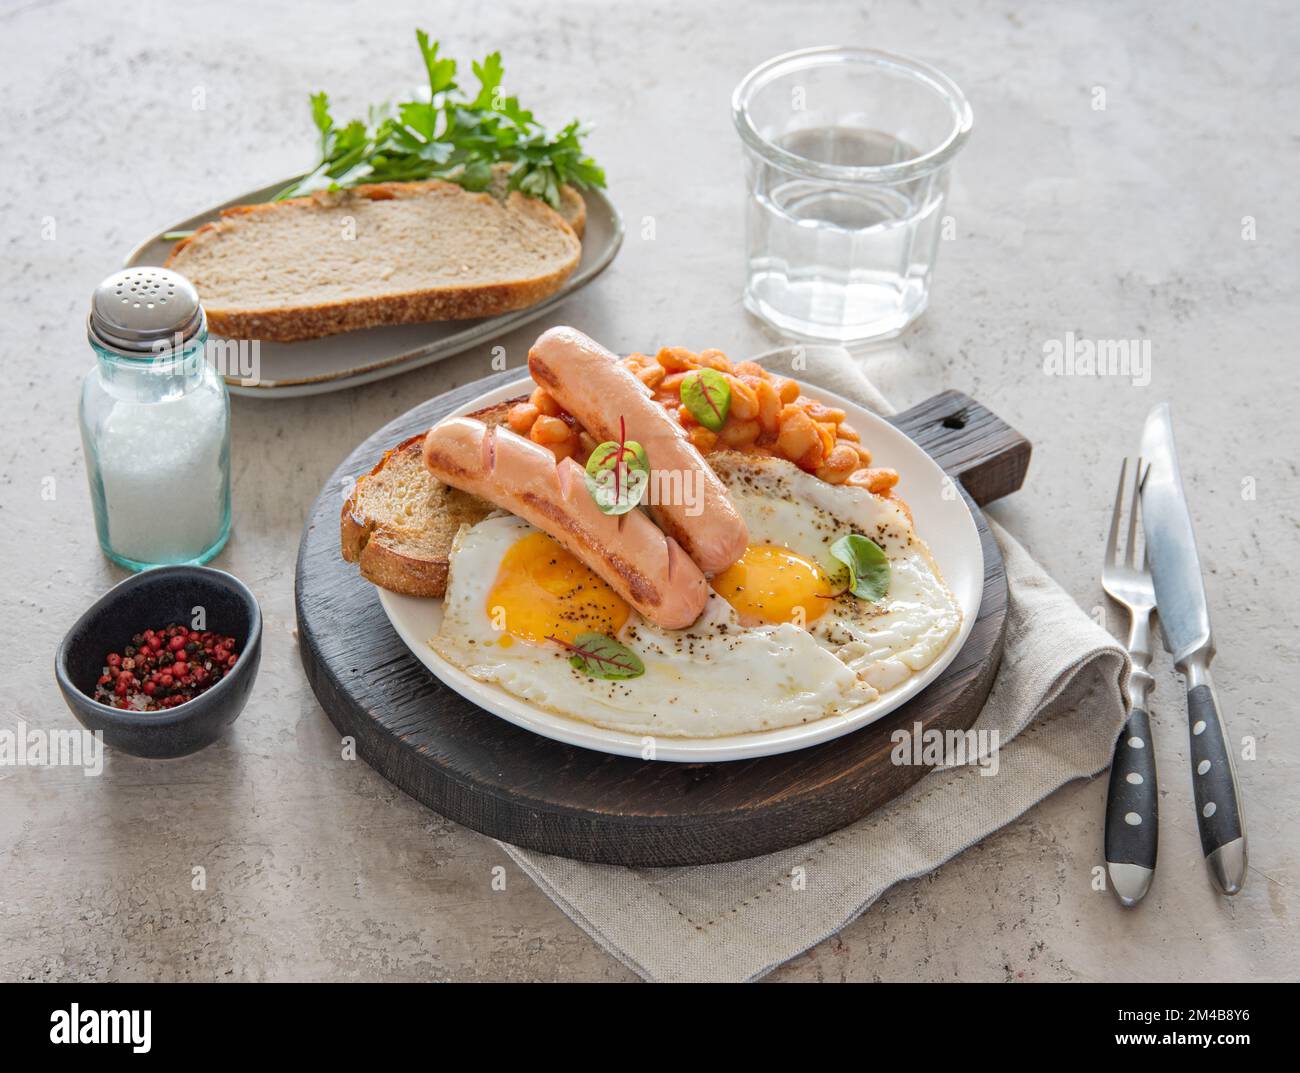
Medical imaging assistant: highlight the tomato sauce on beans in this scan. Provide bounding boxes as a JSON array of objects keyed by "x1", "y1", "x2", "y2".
[{"x1": 509, "y1": 346, "x2": 901, "y2": 495}]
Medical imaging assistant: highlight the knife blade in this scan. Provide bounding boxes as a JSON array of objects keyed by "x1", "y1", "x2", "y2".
[
  {"x1": 1140, "y1": 404, "x2": 1213, "y2": 666},
  {"x1": 1140, "y1": 403, "x2": 1247, "y2": 895}
]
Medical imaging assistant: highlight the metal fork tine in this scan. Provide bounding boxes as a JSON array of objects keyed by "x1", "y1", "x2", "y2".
[
  {"x1": 1125, "y1": 455, "x2": 1142, "y2": 568},
  {"x1": 1106, "y1": 457, "x2": 1128, "y2": 566}
]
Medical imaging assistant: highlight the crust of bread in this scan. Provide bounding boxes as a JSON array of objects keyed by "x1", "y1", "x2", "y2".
[
  {"x1": 167, "y1": 181, "x2": 582, "y2": 343},
  {"x1": 202, "y1": 273, "x2": 570, "y2": 344},
  {"x1": 556, "y1": 185, "x2": 586, "y2": 241},
  {"x1": 342, "y1": 511, "x2": 453, "y2": 597}
]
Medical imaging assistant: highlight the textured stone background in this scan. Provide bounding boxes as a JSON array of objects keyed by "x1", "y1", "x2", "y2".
[{"x1": 1, "y1": 0, "x2": 1296, "y2": 981}]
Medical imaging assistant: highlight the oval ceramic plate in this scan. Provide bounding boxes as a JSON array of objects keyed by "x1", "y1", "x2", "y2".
[
  {"x1": 125, "y1": 178, "x2": 623, "y2": 398},
  {"x1": 375, "y1": 356, "x2": 984, "y2": 762}
]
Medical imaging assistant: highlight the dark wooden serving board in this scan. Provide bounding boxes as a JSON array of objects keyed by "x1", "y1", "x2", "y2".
[{"x1": 295, "y1": 371, "x2": 1030, "y2": 866}]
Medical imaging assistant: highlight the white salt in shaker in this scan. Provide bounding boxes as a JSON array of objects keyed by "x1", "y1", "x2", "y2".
[{"x1": 79, "y1": 268, "x2": 232, "y2": 569}]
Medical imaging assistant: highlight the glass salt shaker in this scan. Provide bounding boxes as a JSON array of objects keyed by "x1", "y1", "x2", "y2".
[{"x1": 79, "y1": 268, "x2": 232, "y2": 570}]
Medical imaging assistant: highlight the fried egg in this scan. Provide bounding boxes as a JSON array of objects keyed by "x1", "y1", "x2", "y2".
[
  {"x1": 708, "y1": 452, "x2": 963, "y2": 692},
  {"x1": 429, "y1": 514, "x2": 875, "y2": 738}
]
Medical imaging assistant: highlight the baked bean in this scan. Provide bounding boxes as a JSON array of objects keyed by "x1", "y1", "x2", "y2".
[
  {"x1": 531, "y1": 414, "x2": 572, "y2": 445},
  {"x1": 734, "y1": 361, "x2": 767, "y2": 379},
  {"x1": 802, "y1": 397, "x2": 846, "y2": 424},
  {"x1": 816, "y1": 444, "x2": 859, "y2": 484},
  {"x1": 549, "y1": 439, "x2": 577, "y2": 463},
  {"x1": 660, "y1": 371, "x2": 690, "y2": 396},
  {"x1": 774, "y1": 376, "x2": 800, "y2": 404},
  {"x1": 726, "y1": 376, "x2": 759, "y2": 420},
  {"x1": 815, "y1": 421, "x2": 836, "y2": 458},
  {"x1": 755, "y1": 380, "x2": 782, "y2": 437},
  {"x1": 776, "y1": 406, "x2": 818, "y2": 462},
  {"x1": 507, "y1": 402, "x2": 539, "y2": 435},
  {"x1": 656, "y1": 347, "x2": 696, "y2": 372},
  {"x1": 853, "y1": 443, "x2": 873, "y2": 467},
  {"x1": 719, "y1": 418, "x2": 761, "y2": 448},
  {"x1": 836, "y1": 421, "x2": 860, "y2": 442},
  {"x1": 637, "y1": 363, "x2": 666, "y2": 390},
  {"x1": 848, "y1": 467, "x2": 900, "y2": 494},
  {"x1": 873, "y1": 468, "x2": 900, "y2": 493},
  {"x1": 531, "y1": 387, "x2": 561, "y2": 417},
  {"x1": 696, "y1": 348, "x2": 734, "y2": 373},
  {"x1": 687, "y1": 426, "x2": 718, "y2": 453},
  {"x1": 799, "y1": 439, "x2": 826, "y2": 471}
]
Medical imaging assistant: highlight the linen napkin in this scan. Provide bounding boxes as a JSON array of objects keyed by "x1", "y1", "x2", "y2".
[{"x1": 499, "y1": 347, "x2": 1131, "y2": 982}]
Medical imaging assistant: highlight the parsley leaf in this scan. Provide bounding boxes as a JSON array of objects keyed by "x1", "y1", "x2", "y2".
[{"x1": 274, "y1": 30, "x2": 605, "y2": 210}]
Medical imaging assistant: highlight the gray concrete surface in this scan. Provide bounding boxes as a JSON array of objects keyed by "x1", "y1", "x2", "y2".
[{"x1": 2, "y1": 0, "x2": 1296, "y2": 981}]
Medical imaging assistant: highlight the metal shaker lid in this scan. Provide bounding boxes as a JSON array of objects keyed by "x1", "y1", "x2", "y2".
[{"x1": 88, "y1": 267, "x2": 205, "y2": 355}]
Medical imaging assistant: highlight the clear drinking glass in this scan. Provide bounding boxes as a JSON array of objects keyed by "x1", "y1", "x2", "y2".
[{"x1": 733, "y1": 47, "x2": 973, "y2": 342}]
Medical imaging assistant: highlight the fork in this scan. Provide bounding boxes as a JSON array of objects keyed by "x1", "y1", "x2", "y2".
[{"x1": 1102, "y1": 457, "x2": 1159, "y2": 907}]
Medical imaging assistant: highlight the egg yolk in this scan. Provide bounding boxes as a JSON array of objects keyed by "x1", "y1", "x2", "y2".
[
  {"x1": 710, "y1": 544, "x2": 833, "y2": 627},
  {"x1": 486, "y1": 532, "x2": 631, "y2": 645}
]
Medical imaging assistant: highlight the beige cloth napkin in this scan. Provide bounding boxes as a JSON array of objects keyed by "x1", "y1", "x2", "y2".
[{"x1": 499, "y1": 348, "x2": 1131, "y2": 982}]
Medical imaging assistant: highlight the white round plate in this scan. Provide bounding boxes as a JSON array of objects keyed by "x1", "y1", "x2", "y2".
[{"x1": 376, "y1": 360, "x2": 984, "y2": 762}]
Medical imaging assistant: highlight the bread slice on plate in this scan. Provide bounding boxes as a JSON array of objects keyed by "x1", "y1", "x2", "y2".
[
  {"x1": 341, "y1": 399, "x2": 522, "y2": 597},
  {"x1": 167, "y1": 180, "x2": 582, "y2": 342}
]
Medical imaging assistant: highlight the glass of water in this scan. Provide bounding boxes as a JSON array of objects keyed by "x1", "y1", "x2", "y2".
[{"x1": 733, "y1": 47, "x2": 973, "y2": 342}]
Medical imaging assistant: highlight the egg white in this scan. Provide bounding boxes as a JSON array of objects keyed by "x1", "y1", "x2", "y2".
[
  {"x1": 710, "y1": 452, "x2": 963, "y2": 692},
  {"x1": 429, "y1": 514, "x2": 876, "y2": 738}
]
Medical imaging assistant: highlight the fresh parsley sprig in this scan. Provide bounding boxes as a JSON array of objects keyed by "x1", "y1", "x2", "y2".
[{"x1": 274, "y1": 30, "x2": 606, "y2": 211}]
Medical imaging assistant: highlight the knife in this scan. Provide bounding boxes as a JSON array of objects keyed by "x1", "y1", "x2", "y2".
[{"x1": 1140, "y1": 403, "x2": 1247, "y2": 895}]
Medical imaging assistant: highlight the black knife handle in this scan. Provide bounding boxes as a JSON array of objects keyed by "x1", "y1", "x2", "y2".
[
  {"x1": 1105, "y1": 707, "x2": 1159, "y2": 871},
  {"x1": 1187, "y1": 683, "x2": 1244, "y2": 857}
]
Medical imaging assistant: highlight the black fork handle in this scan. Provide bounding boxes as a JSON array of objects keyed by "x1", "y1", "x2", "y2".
[{"x1": 1105, "y1": 707, "x2": 1159, "y2": 905}]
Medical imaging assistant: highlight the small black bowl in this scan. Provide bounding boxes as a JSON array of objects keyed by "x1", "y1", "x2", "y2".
[{"x1": 55, "y1": 566, "x2": 262, "y2": 759}]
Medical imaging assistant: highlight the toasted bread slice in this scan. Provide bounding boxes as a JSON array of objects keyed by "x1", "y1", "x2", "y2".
[
  {"x1": 341, "y1": 399, "x2": 524, "y2": 597},
  {"x1": 167, "y1": 180, "x2": 582, "y2": 342}
]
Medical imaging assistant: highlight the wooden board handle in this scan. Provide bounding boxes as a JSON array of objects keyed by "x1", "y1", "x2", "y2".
[{"x1": 888, "y1": 390, "x2": 1031, "y2": 506}]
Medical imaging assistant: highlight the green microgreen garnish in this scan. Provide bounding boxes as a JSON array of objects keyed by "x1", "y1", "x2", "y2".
[
  {"x1": 829, "y1": 534, "x2": 891, "y2": 602},
  {"x1": 549, "y1": 632, "x2": 645, "y2": 680},
  {"x1": 585, "y1": 416, "x2": 648, "y2": 515},
  {"x1": 273, "y1": 30, "x2": 606, "y2": 211},
  {"x1": 680, "y1": 368, "x2": 731, "y2": 432}
]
